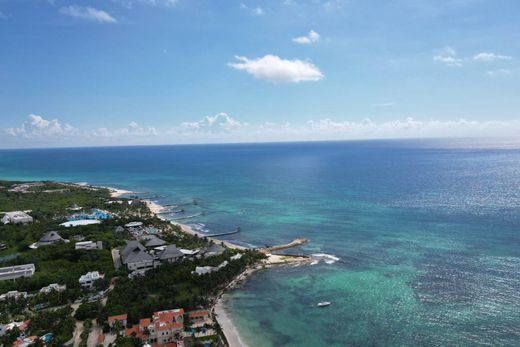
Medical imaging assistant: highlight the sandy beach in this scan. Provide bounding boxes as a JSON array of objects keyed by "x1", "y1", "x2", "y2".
[{"x1": 214, "y1": 297, "x2": 248, "y2": 347}]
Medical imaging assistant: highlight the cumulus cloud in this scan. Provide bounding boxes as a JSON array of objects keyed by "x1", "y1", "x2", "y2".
[
  {"x1": 115, "y1": 0, "x2": 178, "y2": 8},
  {"x1": 228, "y1": 55, "x2": 323, "y2": 83},
  {"x1": 6, "y1": 114, "x2": 79, "y2": 139},
  {"x1": 293, "y1": 30, "x2": 320, "y2": 45},
  {"x1": 473, "y1": 52, "x2": 512, "y2": 62},
  {"x1": 92, "y1": 121, "x2": 158, "y2": 137},
  {"x1": 60, "y1": 5, "x2": 117, "y2": 23},
  {"x1": 433, "y1": 46, "x2": 463, "y2": 67},
  {"x1": 177, "y1": 113, "x2": 245, "y2": 133}
]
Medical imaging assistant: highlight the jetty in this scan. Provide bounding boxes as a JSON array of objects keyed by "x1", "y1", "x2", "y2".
[
  {"x1": 205, "y1": 226, "x2": 241, "y2": 238},
  {"x1": 258, "y1": 238, "x2": 308, "y2": 253}
]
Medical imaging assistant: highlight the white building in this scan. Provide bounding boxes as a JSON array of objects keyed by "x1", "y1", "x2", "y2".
[
  {"x1": 75, "y1": 241, "x2": 103, "y2": 250},
  {"x1": 39, "y1": 283, "x2": 66, "y2": 294},
  {"x1": 193, "y1": 260, "x2": 229, "y2": 275},
  {"x1": 1, "y1": 211, "x2": 33, "y2": 225},
  {"x1": 79, "y1": 271, "x2": 104, "y2": 288},
  {"x1": 0, "y1": 290, "x2": 27, "y2": 301},
  {"x1": 0, "y1": 264, "x2": 35, "y2": 281}
]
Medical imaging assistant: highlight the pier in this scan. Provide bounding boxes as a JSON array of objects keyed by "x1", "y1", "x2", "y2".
[
  {"x1": 258, "y1": 238, "x2": 308, "y2": 253},
  {"x1": 205, "y1": 227, "x2": 241, "y2": 238}
]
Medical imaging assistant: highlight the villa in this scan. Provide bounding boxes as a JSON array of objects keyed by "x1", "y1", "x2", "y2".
[
  {"x1": 193, "y1": 261, "x2": 229, "y2": 276},
  {"x1": 108, "y1": 314, "x2": 128, "y2": 330},
  {"x1": 201, "y1": 243, "x2": 226, "y2": 258},
  {"x1": 75, "y1": 241, "x2": 103, "y2": 250},
  {"x1": 79, "y1": 271, "x2": 104, "y2": 288},
  {"x1": 0, "y1": 290, "x2": 27, "y2": 301},
  {"x1": 157, "y1": 245, "x2": 184, "y2": 264},
  {"x1": 1, "y1": 211, "x2": 33, "y2": 225},
  {"x1": 0, "y1": 264, "x2": 35, "y2": 281},
  {"x1": 124, "y1": 309, "x2": 184, "y2": 345},
  {"x1": 144, "y1": 235, "x2": 167, "y2": 248},
  {"x1": 39, "y1": 283, "x2": 66, "y2": 294},
  {"x1": 30, "y1": 231, "x2": 67, "y2": 249},
  {"x1": 120, "y1": 241, "x2": 156, "y2": 274},
  {"x1": 186, "y1": 310, "x2": 211, "y2": 327}
]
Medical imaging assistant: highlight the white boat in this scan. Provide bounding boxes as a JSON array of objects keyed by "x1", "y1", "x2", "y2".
[{"x1": 317, "y1": 301, "x2": 331, "y2": 307}]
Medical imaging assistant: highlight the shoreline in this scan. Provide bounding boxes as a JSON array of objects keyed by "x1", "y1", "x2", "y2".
[{"x1": 92, "y1": 183, "x2": 310, "y2": 347}]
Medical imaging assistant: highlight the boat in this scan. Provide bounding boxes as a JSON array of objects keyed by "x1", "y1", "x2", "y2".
[{"x1": 317, "y1": 301, "x2": 331, "y2": 307}]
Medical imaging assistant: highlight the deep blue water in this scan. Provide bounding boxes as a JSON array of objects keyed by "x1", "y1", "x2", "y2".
[{"x1": 1, "y1": 139, "x2": 520, "y2": 346}]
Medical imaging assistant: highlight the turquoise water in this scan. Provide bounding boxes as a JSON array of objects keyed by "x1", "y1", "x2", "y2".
[{"x1": 1, "y1": 140, "x2": 520, "y2": 346}]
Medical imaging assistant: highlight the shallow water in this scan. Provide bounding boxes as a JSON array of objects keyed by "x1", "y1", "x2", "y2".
[{"x1": 1, "y1": 139, "x2": 520, "y2": 346}]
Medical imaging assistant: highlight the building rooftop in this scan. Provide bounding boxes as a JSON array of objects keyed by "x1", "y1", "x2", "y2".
[
  {"x1": 157, "y1": 245, "x2": 184, "y2": 261},
  {"x1": 120, "y1": 241, "x2": 154, "y2": 264}
]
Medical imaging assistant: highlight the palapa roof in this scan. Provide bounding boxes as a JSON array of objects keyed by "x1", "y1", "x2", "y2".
[
  {"x1": 39, "y1": 231, "x2": 64, "y2": 243},
  {"x1": 144, "y1": 236, "x2": 167, "y2": 248},
  {"x1": 203, "y1": 243, "x2": 226, "y2": 256},
  {"x1": 157, "y1": 245, "x2": 184, "y2": 261},
  {"x1": 120, "y1": 241, "x2": 153, "y2": 264}
]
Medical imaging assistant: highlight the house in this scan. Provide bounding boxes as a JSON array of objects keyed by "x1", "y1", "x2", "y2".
[
  {"x1": 0, "y1": 290, "x2": 27, "y2": 301},
  {"x1": 193, "y1": 261, "x2": 229, "y2": 276},
  {"x1": 201, "y1": 243, "x2": 226, "y2": 258},
  {"x1": 120, "y1": 241, "x2": 155, "y2": 273},
  {"x1": 79, "y1": 271, "x2": 104, "y2": 288},
  {"x1": 29, "y1": 231, "x2": 67, "y2": 249},
  {"x1": 0, "y1": 320, "x2": 29, "y2": 337},
  {"x1": 230, "y1": 253, "x2": 243, "y2": 261},
  {"x1": 124, "y1": 309, "x2": 184, "y2": 345},
  {"x1": 144, "y1": 236, "x2": 167, "y2": 248},
  {"x1": 1, "y1": 211, "x2": 33, "y2": 225},
  {"x1": 39, "y1": 283, "x2": 66, "y2": 294},
  {"x1": 157, "y1": 245, "x2": 184, "y2": 264},
  {"x1": 124, "y1": 221, "x2": 143, "y2": 228},
  {"x1": 75, "y1": 241, "x2": 103, "y2": 250},
  {"x1": 12, "y1": 336, "x2": 37, "y2": 347},
  {"x1": 0, "y1": 264, "x2": 35, "y2": 281},
  {"x1": 108, "y1": 314, "x2": 128, "y2": 330}
]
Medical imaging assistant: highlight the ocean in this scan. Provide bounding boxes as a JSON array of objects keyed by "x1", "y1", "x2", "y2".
[{"x1": 1, "y1": 139, "x2": 520, "y2": 346}]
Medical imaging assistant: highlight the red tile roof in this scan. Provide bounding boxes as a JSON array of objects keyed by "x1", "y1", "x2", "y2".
[
  {"x1": 124, "y1": 325, "x2": 144, "y2": 338},
  {"x1": 188, "y1": 310, "x2": 209, "y2": 318},
  {"x1": 155, "y1": 322, "x2": 183, "y2": 331},
  {"x1": 139, "y1": 318, "x2": 151, "y2": 327},
  {"x1": 108, "y1": 314, "x2": 128, "y2": 321}
]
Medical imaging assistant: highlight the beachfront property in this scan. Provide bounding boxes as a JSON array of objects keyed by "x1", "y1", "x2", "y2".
[
  {"x1": 79, "y1": 271, "x2": 104, "y2": 288},
  {"x1": 1, "y1": 211, "x2": 33, "y2": 225},
  {"x1": 29, "y1": 231, "x2": 67, "y2": 249},
  {"x1": 120, "y1": 241, "x2": 156, "y2": 274},
  {"x1": 75, "y1": 241, "x2": 103, "y2": 250},
  {"x1": 107, "y1": 314, "x2": 128, "y2": 330},
  {"x1": 156, "y1": 245, "x2": 184, "y2": 264},
  {"x1": 0, "y1": 290, "x2": 27, "y2": 301},
  {"x1": 124, "y1": 309, "x2": 184, "y2": 345},
  {"x1": 230, "y1": 253, "x2": 243, "y2": 261},
  {"x1": 193, "y1": 261, "x2": 229, "y2": 276},
  {"x1": 39, "y1": 283, "x2": 66, "y2": 294},
  {"x1": 0, "y1": 264, "x2": 35, "y2": 281},
  {"x1": 186, "y1": 310, "x2": 211, "y2": 327},
  {"x1": 201, "y1": 243, "x2": 226, "y2": 258}
]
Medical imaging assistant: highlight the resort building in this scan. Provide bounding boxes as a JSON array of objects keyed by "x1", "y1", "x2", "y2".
[
  {"x1": 124, "y1": 221, "x2": 143, "y2": 228},
  {"x1": 186, "y1": 310, "x2": 211, "y2": 327},
  {"x1": 124, "y1": 309, "x2": 184, "y2": 345},
  {"x1": 79, "y1": 271, "x2": 104, "y2": 288},
  {"x1": 157, "y1": 245, "x2": 184, "y2": 264},
  {"x1": 39, "y1": 283, "x2": 66, "y2": 294},
  {"x1": 108, "y1": 314, "x2": 128, "y2": 330},
  {"x1": 144, "y1": 235, "x2": 167, "y2": 248},
  {"x1": 60, "y1": 219, "x2": 101, "y2": 227},
  {"x1": 201, "y1": 244, "x2": 226, "y2": 258},
  {"x1": 30, "y1": 231, "x2": 67, "y2": 249},
  {"x1": 1, "y1": 211, "x2": 33, "y2": 225},
  {"x1": 120, "y1": 241, "x2": 156, "y2": 274},
  {"x1": 0, "y1": 290, "x2": 27, "y2": 301},
  {"x1": 0, "y1": 320, "x2": 30, "y2": 338},
  {"x1": 0, "y1": 264, "x2": 35, "y2": 281},
  {"x1": 75, "y1": 241, "x2": 103, "y2": 250},
  {"x1": 193, "y1": 261, "x2": 229, "y2": 276}
]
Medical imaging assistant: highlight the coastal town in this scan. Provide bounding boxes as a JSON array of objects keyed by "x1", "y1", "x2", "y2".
[{"x1": 0, "y1": 180, "x2": 309, "y2": 347}]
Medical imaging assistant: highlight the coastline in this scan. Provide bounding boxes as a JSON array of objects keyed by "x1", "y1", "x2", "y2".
[{"x1": 98, "y1": 183, "x2": 310, "y2": 347}]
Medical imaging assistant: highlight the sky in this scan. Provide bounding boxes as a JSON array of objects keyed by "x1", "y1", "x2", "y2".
[{"x1": 1, "y1": 0, "x2": 519, "y2": 148}]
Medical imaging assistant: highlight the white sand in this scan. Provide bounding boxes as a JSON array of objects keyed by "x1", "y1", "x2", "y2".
[{"x1": 214, "y1": 297, "x2": 248, "y2": 347}]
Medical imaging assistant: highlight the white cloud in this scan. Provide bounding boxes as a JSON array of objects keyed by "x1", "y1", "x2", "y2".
[
  {"x1": 293, "y1": 30, "x2": 320, "y2": 45},
  {"x1": 6, "y1": 114, "x2": 79, "y2": 139},
  {"x1": 228, "y1": 55, "x2": 324, "y2": 83},
  {"x1": 92, "y1": 121, "x2": 158, "y2": 137},
  {"x1": 487, "y1": 68, "x2": 512, "y2": 76},
  {"x1": 473, "y1": 52, "x2": 512, "y2": 62},
  {"x1": 60, "y1": 5, "x2": 117, "y2": 23},
  {"x1": 240, "y1": 3, "x2": 264, "y2": 16},
  {"x1": 433, "y1": 46, "x2": 463, "y2": 67},
  {"x1": 177, "y1": 113, "x2": 245, "y2": 132}
]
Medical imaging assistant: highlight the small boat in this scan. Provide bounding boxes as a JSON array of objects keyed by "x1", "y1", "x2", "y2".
[{"x1": 317, "y1": 301, "x2": 331, "y2": 307}]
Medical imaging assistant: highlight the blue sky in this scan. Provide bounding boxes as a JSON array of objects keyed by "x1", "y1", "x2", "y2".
[{"x1": 1, "y1": 0, "x2": 519, "y2": 148}]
